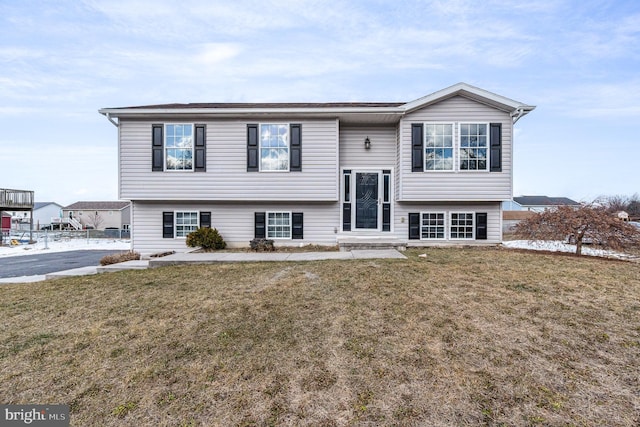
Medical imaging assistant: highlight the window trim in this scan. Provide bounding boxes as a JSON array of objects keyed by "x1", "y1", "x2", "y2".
[
  {"x1": 266, "y1": 211, "x2": 292, "y2": 239},
  {"x1": 458, "y1": 122, "x2": 489, "y2": 172},
  {"x1": 417, "y1": 211, "x2": 481, "y2": 240},
  {"x1": 449, "y1": 211, "x2": 475, "y2": 240},
  {"x1": 419, "y1": 212, "x2": 447, "y2": 240},
  {"x1": 164, "y1": 123, "x2": 195, "y2": 172},
  {"x1": 174, "y1": 211, "x2": 199, "y2": 238},
  {"x1": 423, "y1": 122, "x2": 455, "y2": 173},
  {"x1": 259, "y1": 123, "x2": 290, "y2": 172}
]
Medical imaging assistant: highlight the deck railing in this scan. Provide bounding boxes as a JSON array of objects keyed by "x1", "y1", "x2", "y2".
[{"x1": 0, "y1": 188, "x2": 34, "y2": 209}]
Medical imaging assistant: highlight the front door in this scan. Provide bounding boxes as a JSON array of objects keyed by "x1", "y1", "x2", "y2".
[
  {"x1": 355, "y1": 172, "x2": 379, "y2": 229},
  {"x1": 342, "y1": 169, "x2": 392, "y2": 232}
]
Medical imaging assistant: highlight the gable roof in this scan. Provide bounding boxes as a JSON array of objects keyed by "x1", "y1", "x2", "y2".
[
  {"x1": 99, "y1": 82, "x2": 535, "y2": 125},
  {"x1": 64, "y1": 201, "x2": 130, "y2": 211},
  {"x1": 34, "y1": 202, "x2": 63, "y2": 210},
  {"x1": 513, "y1": 196, "x2": 581, "y2": 207}
]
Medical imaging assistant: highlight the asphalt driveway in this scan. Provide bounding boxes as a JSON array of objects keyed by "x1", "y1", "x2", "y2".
[{"x1": 0, "y1": 250, "x2": 121, "y2": 279}]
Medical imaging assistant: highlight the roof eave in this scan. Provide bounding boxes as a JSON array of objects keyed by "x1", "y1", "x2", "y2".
[
  {"x1": 403, "y1": 82, "x2": 536, "y2": 117},
  {"x1": 99, "y1": 106, "x2": 406, "y2": 118}
]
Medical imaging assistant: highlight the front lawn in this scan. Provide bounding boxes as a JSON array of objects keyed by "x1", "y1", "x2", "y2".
[{"x1": 1, "y1": 248, "x2": 639, "y2": 426}]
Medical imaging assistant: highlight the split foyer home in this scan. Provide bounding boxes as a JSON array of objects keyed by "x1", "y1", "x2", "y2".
[{"x1": 99, "y1": 83, "x2": 534, "y2": 256}]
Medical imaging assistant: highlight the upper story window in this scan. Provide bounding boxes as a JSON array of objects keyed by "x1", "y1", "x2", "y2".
[
  {"x1": 424, "y1": 123, "x2": 454, "y2": 171},
  {"x1": 165, "y1": 124, "x2": 194, "y2": 171},
  {"x1": 260, "y1": 124, "x2": 289, "y2": 171},
  {"x1": 412, "y1": 122, "x2": 500, "y2": 173},
  {"x1": 459, "y1": 123, "x2": 488, "y2": 171}
]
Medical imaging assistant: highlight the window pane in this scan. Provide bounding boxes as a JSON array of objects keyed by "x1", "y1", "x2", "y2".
[
  {"x1": 260, "y1": 124, "x2": 289, "y2": 171},
  {"x1": 267, "y1": 212, "x2": 291, "y2": 238},
  {"x1": 424, "y1": 123, "x2": 453, "y2": 171}
]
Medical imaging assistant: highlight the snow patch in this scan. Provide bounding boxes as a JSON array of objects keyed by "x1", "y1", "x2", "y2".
[
  {"x1": 502, "y1": 240, "x2": 636, "y2": 260},
  {"x1": 0, "y1": 238, "x2": 131, "y2": 258}
]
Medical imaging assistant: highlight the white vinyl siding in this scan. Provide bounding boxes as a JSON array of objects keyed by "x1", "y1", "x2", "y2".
[
  {"x1": 399, "y1": 96, "x2": 513, "y2": 201},
  {"x1": 339, "y1": 126, "x2": 397, "y2": 169},
  {"x1": 130, "y1": 201, "x2": 339, "y2": 256},
  {"x1": 119, "y1": 119, "x2": 338, "y2": 201}
]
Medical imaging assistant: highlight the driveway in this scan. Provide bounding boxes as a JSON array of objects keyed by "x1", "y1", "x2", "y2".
[{"x1": 0, "y1": 250, "x2": 122, "y2": 279}]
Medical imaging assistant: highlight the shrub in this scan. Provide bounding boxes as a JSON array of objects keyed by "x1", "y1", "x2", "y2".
[
  {"x1": 250, "y1": 238, "x2": 275, "y2": 252},
  {"x1": 100, "y1": 251, "x2": 141, "y2": 266},
  {"x1": 186, "y1": 227, "x2": 227, "y2": 250}
]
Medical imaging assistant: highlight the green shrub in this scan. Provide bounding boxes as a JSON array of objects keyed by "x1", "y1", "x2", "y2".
[
  {"x1": 99, "y1": 251, "x2": 141, "y2": 266},
  {"x1": 186, "y1": 227, "x2": 227, "y2": 250}
]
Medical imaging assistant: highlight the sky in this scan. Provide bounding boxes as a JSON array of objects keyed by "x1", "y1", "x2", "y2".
[{"x1": 1, "y1": 0, "x2": 639, "y2": 206}]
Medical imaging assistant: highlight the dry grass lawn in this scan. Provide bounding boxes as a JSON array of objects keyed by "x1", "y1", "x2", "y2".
[{"x1": 1, "y1": 247, "x2": 639, "y2": 426}]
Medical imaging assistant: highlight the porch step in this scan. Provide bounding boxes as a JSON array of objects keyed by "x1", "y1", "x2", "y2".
[{"x1": 338, "y1": 238, "x2": 407, "y2": 252}]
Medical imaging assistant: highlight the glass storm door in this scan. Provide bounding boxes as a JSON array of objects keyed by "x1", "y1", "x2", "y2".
[{"x1": 355, "y1": 172, "x2": 379, "y2": 229}]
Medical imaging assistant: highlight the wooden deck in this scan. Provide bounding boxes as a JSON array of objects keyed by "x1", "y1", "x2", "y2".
[{"x1": 0, "y1": 188, "x2": 34, "y2": 210}]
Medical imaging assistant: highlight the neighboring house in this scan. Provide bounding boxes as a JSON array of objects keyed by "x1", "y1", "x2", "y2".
[
  {"x1": 502, "y1": 196, "x2": 581, "y2": 232},
  {"x1": 62, "y1": 201, "x2": 131, "y2": 230},
  {"x1": 99, "y1": 82, "x2": 534, "y2": 256},
  {"x1": 506, "y1": 196, "x2": 581, "y2": 212}
]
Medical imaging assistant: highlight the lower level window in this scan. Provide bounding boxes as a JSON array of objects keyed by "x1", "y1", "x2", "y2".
[
  {"x1": 450, "y1": 212, "x2": 474, "y2": 239},
  {"x1": 267, "y1": 212, "x2": 291, "y2": 239},
  {"x1": 421, "y1": 213, "x2": 445, "y2": 239},
  {"x1": 176, "y1": 211, "x2": 198, "y2": 237}
]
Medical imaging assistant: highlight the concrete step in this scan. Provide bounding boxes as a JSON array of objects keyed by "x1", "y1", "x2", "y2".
[{"x1": 337, "y1": 238, "x2": 407, "y2": 251}]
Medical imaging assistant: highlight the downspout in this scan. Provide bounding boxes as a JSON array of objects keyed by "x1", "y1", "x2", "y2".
[{"x1": 104, "y1": 112, "x2": 119, "y2": 127}]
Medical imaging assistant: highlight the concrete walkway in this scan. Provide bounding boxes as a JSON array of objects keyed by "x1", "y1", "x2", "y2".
[{"x1": 0, "y1": 249, "x2": 406, "y2": 284}]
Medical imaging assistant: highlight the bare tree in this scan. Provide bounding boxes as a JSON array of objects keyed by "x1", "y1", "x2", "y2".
[
  {"x1": 85, "y1": 211, "x2": 105, "y2": 230},
  {"x1": 598, "y1": 193, "x2": 640, "y2": 218},
  {"x1": 513, "y1": 204, "x2": 640, "y2": 255}
]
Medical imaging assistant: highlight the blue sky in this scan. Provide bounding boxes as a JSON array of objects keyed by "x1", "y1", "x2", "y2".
[{"x1": 1, "y1": 0, "x2": 638, "y2": 206}]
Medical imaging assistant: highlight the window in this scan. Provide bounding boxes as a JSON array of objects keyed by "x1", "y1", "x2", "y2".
[
  {"x1": 175, "y1": 211, "x2": 198, "y2": 237},
  {"x1": 459, "y1": 123, "x2": 488, "y2": 171},
  {"x1": 450, "y1": 212, "x2": 474, "y2": 239},
  {"x1": 260, "y1": 124, "x2": 289, "y2": 171},
  {"x1": 421, "y1": 213, "x2": 445, "y2": 239},
  {"x1": 424, "y1": 124, "x2": 454, "y2": 171},
  {"x1": 267, "y1": 212, "x2": 291, "y2": 239},
  {"x1": 165, "y1": 124, "x2": 194, "y2": 171}
]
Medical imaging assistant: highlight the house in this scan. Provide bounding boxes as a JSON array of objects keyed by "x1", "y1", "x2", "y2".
[
  {"x1": 10, "y1": 202, "x2": 64, "y2": 230},
  {"x1": 99, "y1": 82, "x2": 534, "y2": 256},
  {"x1": 506, "y1": 196, "x2": 581, "y2": 212},
  {"x1": 62, "y1": 201, "x2": 131, "y2": 230}
]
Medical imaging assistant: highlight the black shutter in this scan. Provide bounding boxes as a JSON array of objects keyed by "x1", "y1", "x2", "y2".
[
  {"x1": 162, "y1": 211, "x2": 174, "y2": 238},
  {"x1": 292, "y1": 212, "x2": 303, "y2": 239},
  {"x1": 195, "y1": 124, "x2": 206, "y2": 172},
  {"x1": 247, "y1": 124, "x2": 259, "y2": 172},
  {"x1": 255, "y1": 212, "x2": 266, "y2": 238},
  {"x1": 200, "y1": 211, "x2": 211, "y2": 228},
  {"x1": 290, "y1": 124, "x2": 302, "y2": 172},
  {"x1": 152, "y1": 124, "x2": 164, "y2": 171},
  {"x1": 411, "y1": 124, "x2": 424, "y2": 172},
  {"x1": 490, "y1": 123, "x2": 502, "y2": 172},
  {"x1": 476, "y1": 212, "x2": 488, "y2": 240},
  {"x1": 408, "y1": 213, "x2": 420, "y2": 240},
  {"x1": 342, "y1": 203, "x2": 351, "y2": 231}
]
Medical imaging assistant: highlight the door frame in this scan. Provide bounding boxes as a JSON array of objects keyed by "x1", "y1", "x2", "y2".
[{"x1": 341, "y1": 167, "x2": 393, "y2": 233}]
